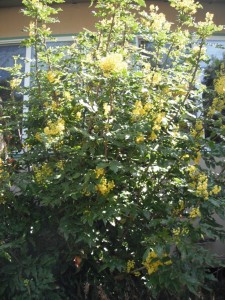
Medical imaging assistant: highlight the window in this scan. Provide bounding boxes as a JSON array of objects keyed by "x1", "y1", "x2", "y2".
[
  {"x1": 202, "y1": 36, "x2": 225, "y2": 142},
  {"x1": 0, "y1": 37, "x2": 73, "y2": 157},
  {"x1": 0, "y1": 42, "x2": 26, "y2": 155}
]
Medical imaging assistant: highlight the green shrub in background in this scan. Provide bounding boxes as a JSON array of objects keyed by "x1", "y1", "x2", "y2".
[{"x1": 0, "y1": 0, "x2": 225, "y2": 298}]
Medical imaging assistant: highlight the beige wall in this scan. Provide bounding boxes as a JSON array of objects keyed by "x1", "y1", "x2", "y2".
[{"x1": 0, "y1": 1, "x2": 224, "y2": 39}]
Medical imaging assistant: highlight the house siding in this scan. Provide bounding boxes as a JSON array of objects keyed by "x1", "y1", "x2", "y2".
[{"x1": 0, "y1": 1, "x2": 224, "y2": 39}]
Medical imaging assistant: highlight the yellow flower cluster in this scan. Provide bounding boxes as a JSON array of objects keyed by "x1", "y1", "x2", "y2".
[
  {"x1": 170, "y1": 0, "x2": 201, "y2": 15},
  {"x1": 150, "y1": 131, "x2": 157, "y2": 141},
  {"x1": 47, "y1": 70, "x2": 59, "y2": 83},
  {"x1": 29, "y1": 21, "x2": 35, "y2": 36},
  {"x1": 149, "y1": 112, "x2": 166, "y2": 141},
  {"x1": 95, "y1": 168, "x2": 105, "y2": 179},
  {"x1": 189, "y1": 207, "x2": 201, "y2": 218},
  {"x1": 188, "y1": 166, "x2": 209, "y2": 200},
  {"x1": 214, "y1": 75, "x2": 225, "y2": 95},
  {"x1": 10, "y1": 78, "x2": 22, "y2": 89},
  {"x1": 56, "y1": 160, "x2": 64, "y2": 170},
  {"x1": 136, "y1": 134, "x2": 145, "y2": 144},
  {"x1": 153, "y1": 113, "x2": 165, "y2": 131},
  {"x1": 196, "y1": 174, "x2": 209, "y2": 199},
  {"x1": 35, "y1": 132, "x2": 42, "y2": 142},
  {"x1": 44, "y1": 101, "x2": 58, "y2": 111},
  {"x1": 191, "y1": 120, "x2": 203, "y2": 138},
  {"x1": 208, "y1": 97, "x2": 225, "y2": 117},
  {"x1": 132, "y1": 100, "x2": 153, "y2": 118},
  {"x1": 146, "y1": 72, "x2": 162, "y2": 86},
  {"x1": 127, "y1": 260, "x2": 135, "y2": 273},
  {"x1": 172, "y1": 200, "x2": 185, "y2": 216},
  {"x1": 188, "y1": 165, "x2": 197, "y2": 176},
  {"x1": 63, "y1": 91, "x2": 72, "y2": 101},
  {"x1": 103, "y1": 103, "x2": 111, "y2": 116},
  {"x1": 197, "y1": 12, "x2": 222, "y2": 37},
  {"x1": 194, "y1": 151, "x2": 201, "y2": 164},
  {"x1": 173, "y1": 227, "x2": 189, "y2": 236},
  {"x1": 33, "y1": 163, "x2": 52, "y2": 185},
  {"x1": 44, "y1": 118, "x2": 65, "y2": 136},
  {"x1": 76, "y1": 111, "x2": 82, "y2": 120},
  {"x1": 126, "y1": 260, "x2": 141, "y2": 277},
  {"x1": 132, "y1": 101, "x2": 146, "y2": 117},
  {"x1": 99, "y1": 53, "x2": 127, "y2": 76},
  {"x1": 210, "y1": 185, "x2": 221, "y2": 195},
  {"x1": 143, "y1": 251, "x2": 172, "y2": 275},
  {"x1": 96, "y1": 177, "x2": 115, "y2": 195},
  {"x1": 146, "y1": 6, "x2": 171, "y2": 32}
]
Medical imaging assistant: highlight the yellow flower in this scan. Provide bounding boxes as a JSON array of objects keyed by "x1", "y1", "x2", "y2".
[
  {"x1": 214, "y1": 75, "x2": 225, "y2": 95},
  {"x1": 182, "y1": 154, "x2": 190, "y2": 160},
  {"x1": 164, "y1": 260, "x2": 172, "y2": 265},
  {"x1": 188, "y1": 167, "x2": 209, "y2": 200},
  {"x1": 152, "y1": 72, "x2": 162, "y2": 85},
  {"x1": 189, "y1": 207, "x2": 201, "y2": 218},
  {"x1": 191, "y1": 120, "x2": 203, "y2": 138},
  {"x1": 172, "y1": 200, "x2": 185, "y2": 216},
  {"x1": 33, "y1": 163, "x2": 53, "y2": 185},
  {"x1": 64, "y1": 91, "x2": 72, "y2": 101},
  {"x1": 152, "y1": 112, "x2": 166, "y2": 132},
  {"x1": 196, "y1": 174, "x2": 208, "y2": 200},
  {"x1": 132, "y1": 101, "x2": 146, "y2": 117},
  {"x1": 170, "y1": 0, "x2": 201, "y2": 15},
  {"x1": 136, "y1": 135, "x2": 145, "y2": 144},
  {"x1": 95, "y1": 168, "x2": 105, "y2": 179},
  {"x1": 188, "y1": 165, "x2": 197, "y2": 178},
  {"x1": 76, "y1": 112, "x2": 82, "y2": 120},
  {"x1": 150, "y1": 131, "x2": 157, "y2": 141},
  {"x1": 99, "y1": 53, "x2": 127, "y2": 76},
  {"x1": 44, "y1": 118, "x2": 65, "y2": 136},
  {"x1": 47, "y1": 71, "x2": 57, "y2": 83},
  {"x1": 103, "y1": 103, "x2": 111, "y2": 116},
  {"x1": 172, "y1": 227, "x2": 189, "y2": 236},
  {"x1": 143, "y1": 251, "x2": 172, "y2": 275},
  {"x1": 195, "y1": 120, "x2": 203, "y2": 131},
  {"x1": 51, "y1": 101, "x2": 58, "y2": 110},
  {"x1": 10, "y1": 78, "x2": 22, "y2": 89},
  {"x1": 47, "y1": 70, "x2": 60, "y2": 84},
  {"x1": 127, "y1": 260, "x2": 135, "y2": 273},
  {"x1": 96, "y1": 176, "x2": 115, "y2": 195},
  {"x1": 208, "y1": 97, "x2": 225, "y2": 117},
  {"x1": 210, "y1": 185, "x2": 221, "y2": 195},
  {"x1": 56, "y1": 160, "x2": 64, "y2": 170},
  {"x1": 144, "y1": 102, "x2": 153, "y2": 111},
  {"x1": 29, "y1": 22, "x2": 35, "y2": 36},
  {"x1": 194, "y1": 151, "x2": 201, "y2": 164},
  {"x1": 35, "y1": 132, "x2": 42, "y2": 142}
]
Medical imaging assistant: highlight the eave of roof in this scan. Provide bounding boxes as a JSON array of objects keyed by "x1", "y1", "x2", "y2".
[
  {"x1": 0, "y1": 0, "x2": 89, "y2": 8},
  {"x1": 0, "y1": 0, "x2": 224, "y2": 8}
]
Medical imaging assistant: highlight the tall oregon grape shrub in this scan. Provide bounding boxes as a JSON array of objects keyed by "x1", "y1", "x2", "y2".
[{"x1": 0, "y1": 0, "x2": 225, "y2": 298}]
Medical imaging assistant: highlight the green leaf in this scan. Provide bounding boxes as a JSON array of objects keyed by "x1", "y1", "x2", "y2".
[{"x1": 133, "y1": 0, "x2": 146, "y2": 7}]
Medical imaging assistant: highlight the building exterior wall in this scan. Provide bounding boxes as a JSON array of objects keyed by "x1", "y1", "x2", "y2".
[
  {"x1": 0, "y1": 0, "x2": 225, "y2": 260},
  {"x1": 0, "y1": 1, "x2": 224, "y2": 39}
]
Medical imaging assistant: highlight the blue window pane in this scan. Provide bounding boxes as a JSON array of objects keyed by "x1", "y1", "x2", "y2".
[
  {"x1": 0, "y1": 44, "x2": 25, "y2": 81},
  {"x1": 31, "y1": 40, "x2": 73, "y2": 59},
  {"x1": 206, "y1": 40, "x2": 225, "y2": 60}
]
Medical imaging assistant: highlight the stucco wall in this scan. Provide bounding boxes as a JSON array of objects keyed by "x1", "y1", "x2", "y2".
[{"x1": 0, "y1": 1, "x2": 224, "y2": 39}]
